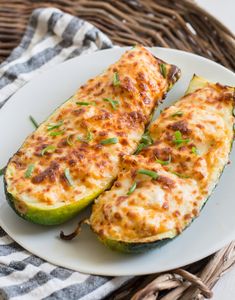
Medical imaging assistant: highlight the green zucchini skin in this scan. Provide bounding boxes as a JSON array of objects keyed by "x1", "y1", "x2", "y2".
[
  {"x1": 99, "y1": 235, "x2": 171, "y2": 253},
  {"x1": 91, "y1": 76, "x2": 235, "y2": 253},
  {"x1": 4, "y1": 176, "x2": 113, "y2": 225}
]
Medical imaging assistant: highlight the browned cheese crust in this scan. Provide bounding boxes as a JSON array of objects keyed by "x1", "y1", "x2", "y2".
[
  {"x1": 5, "y1": 46, "x2": 179, "y2": 213},
  {"x1": 91, "y1": 79, "x2": 234, "y2": 243}
]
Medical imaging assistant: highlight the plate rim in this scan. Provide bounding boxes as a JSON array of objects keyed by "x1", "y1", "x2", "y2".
[
  {"x1": 0, "y1": 46, "x2": 235, "y2": 276},
  {"x1": 1, "y1": 200, "x2": 235, "y2": 276}
]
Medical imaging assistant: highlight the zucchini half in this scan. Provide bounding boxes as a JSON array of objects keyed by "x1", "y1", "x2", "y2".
[
  {"x1": 90, "y1": 75, "x2": 235, "y2": 253},
  {"x1": 4, "y1": 46, "x2": 180, "y2": 225}
]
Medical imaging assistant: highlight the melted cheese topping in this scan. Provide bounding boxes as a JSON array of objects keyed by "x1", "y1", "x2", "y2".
[
  {"x1": 91, "y1": 81, "x2": 234, "y2": 243},
  {"x1": 5, "y1": 46, "x2": 178, "y2": 209}
]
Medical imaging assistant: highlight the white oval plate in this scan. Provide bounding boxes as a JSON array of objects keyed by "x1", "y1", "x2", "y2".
[{"x1": 0, "y1": 48, "x2": 235, "y2": 276}]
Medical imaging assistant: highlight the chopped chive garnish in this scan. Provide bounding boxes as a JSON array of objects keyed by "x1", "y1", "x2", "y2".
[
  {"x1": 77, "y1": 136, "x2": 83, "y2": 142},
  {"x1": 171, "y1": 171, "x2": 190, "y2": 179},
  {"x1": 113, "y1": 72, "x2": 120, "y2": 86},
  {"x1": 159, "y1": 63, "x2": 167, "y2": 78},
  {"x1": 135, "y1": 131, "x2": 153, "y2": 154},
  {"x1": 47, "y1": 120, "x2": 63, "y2": 131},
  {"x1": 156, "y1": 155, "x2": 171, "y2": 166},
  {"x1": 100, "y1": 137, "x2": 118, "y2": 145},
  {"x1": 41, "y1": 145, "x2": 56, "y2": 156},
  {"x1": 76, "y1": 101, "x2": 96, "y2": 106},
  {"x1": 192, "y1": 146, "x2": 199, "y2": 155},
  {"x1": 103, "y1": 98, "x2": 119, "y2": 110},
  {"x1": 138, "y1": 169, "x2": 159, "y2": 180},
  {"x1": 76, "y1": 102, "x2": 89, "y2": 106},
  {"x1": 175, "y1": 130, "x2": 182, "y2": 140},
  {"x1": 135, "y1": 143, "x2": 146, "y2": 154},
  {"x1": 0, "y1": 167, "x2": 5, "y2": 176},
  {"x1": 77, "y1": 130, "x2": 93, "y2": 143},
  {"x1": 49, "y1": 131, "x2": 64, "y2": 136},
  {"x1": 141, "y1": 132, "x2": 153, "y2": 145},
  {"x1": 173, "y1": 130, "x2": 190, "y2": 146},
  {"x1": 127, "y1": 181, "x2": 137, "y2": 195},
  {"x1": 25, "y1": 164, "x2": 35, "y2": 178},
  {"x1": 175, "y1": 139, "x2": 190, "y2": 146},
  {"x1": 64, "y1": 168, "x2": 74, "y2": 186},
  {"x1": 67, "y1": 135, "x2": 74, "y2": 146},
  {"x1": 86, "y1": 130, "x2": 93, "y2": 142},
  {"x1": 29, "y1": 115, "x2": 39, "y2": 129},
  {"x1": 171, "y1": 111, "x2": 183, "y2": 117}
]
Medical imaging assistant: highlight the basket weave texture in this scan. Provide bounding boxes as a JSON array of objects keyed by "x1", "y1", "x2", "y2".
[
  {"x1": 0, "y1": 0, "x2": 234, "y2": 69},
  {"x1": 0, "y1": 1, "x2": 235, "y2": 299}
]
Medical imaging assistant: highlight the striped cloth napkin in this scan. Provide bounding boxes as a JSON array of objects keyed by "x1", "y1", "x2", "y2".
[{"x1": 0, "y1": 8, "x2": 130, "y2": 300}]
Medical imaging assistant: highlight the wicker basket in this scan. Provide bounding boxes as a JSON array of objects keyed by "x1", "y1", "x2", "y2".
[
  {"x1": 0, "y1": 0, "x2": 234, "y2": 69},
  {"x1": 0, "y1": 1, "x2": 235, "y2": 299}
]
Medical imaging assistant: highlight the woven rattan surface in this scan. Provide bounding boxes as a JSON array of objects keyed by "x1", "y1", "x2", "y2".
[
  {"x1": 0, "y1": 1, "x2": 235, "y2": 299},
  {"x1": 0, "y1": 0, "x2": 235, "y2": 69}
]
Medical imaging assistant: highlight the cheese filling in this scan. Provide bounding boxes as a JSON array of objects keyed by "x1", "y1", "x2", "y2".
[
  {"x1": 91, "y1": 79, "x2": 234, "y2": 243},
  {"x1": 5, "y1": 46, "x2": 179, "y2": 210}
]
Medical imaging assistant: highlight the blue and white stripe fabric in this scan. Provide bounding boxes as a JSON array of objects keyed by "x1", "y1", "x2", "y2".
[
  {"x1": 0, "y1": 8, "x2": 130, "y2": 300},
  {"x1": 0, "y1": 7, "x2": 112, "y2": 105}
]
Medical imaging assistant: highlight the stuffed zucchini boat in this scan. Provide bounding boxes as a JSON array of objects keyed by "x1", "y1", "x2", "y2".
[
  {"x1": 4, "y1": 46, "x2": 180, "y2": 225},
  {"x1": 90, "y1": 75, "x2": 235, "y2": 253}
]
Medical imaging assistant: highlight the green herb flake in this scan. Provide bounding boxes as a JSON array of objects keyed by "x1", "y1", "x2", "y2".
[
  {"x1": 77, "y1": 136, "x2": 83, "y2": 142},
  {"x1": 156, "y1": 155, "x2": 171, "y2": 166},
  {"x1": 86, "y1": 130, "x2": 93, "y2": 142},
  {"x1": 0, "y1": 167, "x2": 5, "y2": 176},
  {"x1": 141, "y1": 131, "x2": 153, "y2": 145},
  {"x1": 47, "y1": 120, "x2": 63, "y2": 131},
  {"x1": 138, "y1": 169, "x2": 159, "y2": 180},
  {"x1": 113, "y1": 72, "x2": 120, "y2": 86},
  {"x1": 77, "y1": 130, "x2": 93, "y2": 143},
  {"x1": 29, "y1": 115, "x2": 39, "y2": 129},
  {"x1": 41, "y1": 145, "x2": 56, "y2": 156},
  {"x1": 174, "y1": 130, "x2": 182, "y2": 140},
  {"x1": 49, "y1": 131, "x2": 64, "y2": 136},
  {"x1": 159, "y1": 63, "x2": 167, "y2": 78},
  {"x1": 135, "y1": 143, "x2": 146, "y2": 154},
  {"x1": 127, "y1": 181, "x2": 137, "y2": 195},
  {"x1": 67, "y1": 135, "x2": 74, "y2": 146},
  {"x1": 173, "y1": 130, "x2": 190, "y2": 146},
  {"x1": 192, "y1": 146, "x2": 199, "y2": 155},
  {"x1": 76, "y1": 102, "x2": 89, "y2": 106},
  {"x1": 171, "y1": 171, "x2": 190, "y2": 179},
  {"x1": 25, "y1": 164, "x2": 35, "y2": 178},
  {"x1": 64, "y1": 168, "x2": 74, "y2": 186},
  {"x1": 100, "y1": 137, "x2": 118, "y2": 145},
  {"x1": 76, "y1": 101, "x2": 96, "y2": 106},
  {"x1": 103, "y1": 98, "x2": 119, "y2": 110},
  {"x1": 135, "y1": 131, "x2": 153, "y2": 154},
  {"x1": 171, "y1": 111, "x2": 183, "y2": 117}
]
